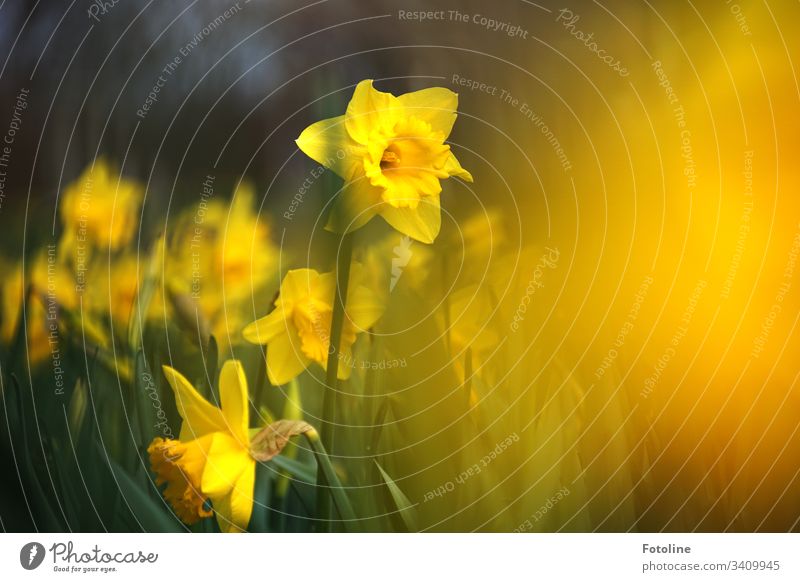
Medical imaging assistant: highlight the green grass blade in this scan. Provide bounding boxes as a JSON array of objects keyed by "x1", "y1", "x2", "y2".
[
  {"x1": 304, "y1": 429, "x2": 358, "y2": 530},
  {"x1": 107, "y1": 458, "x2": 183, "y2": 532},
  {"x1": 268, "y1": 455, "x2": 316, "y2": 484},
  {"x1": 375, "y1": 461, "x2": 419, "y2": 532}
]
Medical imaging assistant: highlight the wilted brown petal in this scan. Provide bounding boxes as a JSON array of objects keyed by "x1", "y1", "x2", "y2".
[{"x1": 249, "y1": 419, "x2": 314, "y2": 462}]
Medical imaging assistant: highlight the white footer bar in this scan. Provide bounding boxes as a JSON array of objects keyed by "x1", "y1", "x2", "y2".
[{"x1": 1, "y1": 533, "x2": 797, "y2": 581}]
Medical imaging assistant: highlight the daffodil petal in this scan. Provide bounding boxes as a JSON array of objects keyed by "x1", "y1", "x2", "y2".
[
  {"x1": 278, "y1": 269, "x2": 318, "y2": 304},
  {"x1": 295, "y1": 115, "x2": 362, "y2": 179},
  {"x1": 380, "y1": 168, "x2": 444, "y2": 207},
  {"x1": 242, "y1": 308, "x2": 287, "y2": 345},
  {"x1": 311, "y1": 271, "x2": 336, "y2": 304},
  {"x1": 379, "y1": 193, "x2": 441, "y2": 244},
  {"x1": 230, "y1": 462, "x2": 256, "y2": 531},
  {"x1": 200, "y1": 432, "x2": 250, "y2": 498},
  {"x1": 325, "y1": 178, "x2": 382, "y2": 234},
  {"x1": 162, "y1": 365, "x2": 227, "y2": 440},
  {"x1": 337, "y1": 348, "x2": 354, "y2": 381},
  {"x1": 213, "y1": 461, "x2": 255, "y2": 533},
  {"x1": 266, "y1": 330, "x2": 312, "y2": 386},
  {"x1": 345, "y1": 80, "x2": 399, "y2": 145},
  {"x1": 219, "y1": 360, "x2": 249, "y2": 444},
  {"x1": 213, "y1": 494, "x2": 234, "y2": 533},
  {"x1": 397, "y1": 87, "x2": 458, "y2": 137},
  {"x1": 347, "y1": 285, "x2": 385, "y2": 331},
  {"x1": 444, "y1": 153, "x2": 473, "y2": 182}
]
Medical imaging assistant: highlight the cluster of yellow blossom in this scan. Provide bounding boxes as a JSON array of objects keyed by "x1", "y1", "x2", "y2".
[{"x1": 1, "y1": 79, "x2": 475, "y2": 532}]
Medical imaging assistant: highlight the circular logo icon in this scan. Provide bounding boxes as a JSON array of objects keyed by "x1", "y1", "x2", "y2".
[{"x1": 20, "y1": 542, "x2": 46, "y2": 570}]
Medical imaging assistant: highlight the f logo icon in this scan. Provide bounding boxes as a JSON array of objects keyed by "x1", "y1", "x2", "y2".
[{"x1": 19, "y1": 542, "x2": 45, "y2": 570}]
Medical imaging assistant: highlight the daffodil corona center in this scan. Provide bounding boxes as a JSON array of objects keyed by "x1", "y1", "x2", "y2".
[
  {"x1": 364, "y1": 117, "x2": 452, "y2": 210},
  {"x1": 290, "y1": 297, "x2": 359, "y2": 365},
  {"x1": 292, "y1": 299, "x2": 334, "y2": 363},
  {"x1": 148, "y1": 437, "x2": 213, "y2": 525},
  {"x1": 380, "y1": 148, "x2": 401, "y2": 170}
]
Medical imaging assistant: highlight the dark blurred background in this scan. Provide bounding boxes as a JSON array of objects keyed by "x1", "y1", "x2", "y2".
[{"x1": 0, "y1": 0, "x2": 569, "y2": 253}]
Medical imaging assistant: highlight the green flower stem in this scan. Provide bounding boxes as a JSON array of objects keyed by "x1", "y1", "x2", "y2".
[
  {"x1": 306, "y1": 428, "x2": 357, "y2": 531},
  {"x1": 251, "y1": 349, "x2": 267, "y2": 421},
  {"x1": 320, "y1": 231, "x2": 354, "y2": 449},
  {"x1": 316, "y1": 231, "x2": 354, "y2": 528},
  {"x1": 441, "y1": 253, "x2": 451, "y2": 353}
]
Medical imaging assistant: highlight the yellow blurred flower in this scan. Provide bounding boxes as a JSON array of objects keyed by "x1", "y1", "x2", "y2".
[
  {"x1": 242, "y1": 267, "x2": 385, "y2": 386},
  {"x1": 460, "y1": 209, "x2": 508, "y2": 264},
  {"x1": 0, "y1": 274, "x2": 50, "y2": 365},
  {"x1": 1, "y1": 250, "x2": 79, "y2": 365},
  {"x1": 164, "y1": 183, "x2": 278, "y2": 342},
  {"x1": 59, "y1": 159, "x2": 143, "y2": 259},
  {"x1": 437, "y1": 284, "x2": 500, "y2": 414},
  {"x1": 85, "y1": 253, "x2": 150, "y2": 330},
  {"x1": 446, "y1": 284, "x2": 499, "y2": 379},
  {"x1": 362, "y1": 232, "x2": 434, "y2": 295},
  {"x1": 296, "y1": 80, "x2": 473, "y2": 243},
  {"x1": 148, "y1": 360, "x2": 256, "y2": 533}
]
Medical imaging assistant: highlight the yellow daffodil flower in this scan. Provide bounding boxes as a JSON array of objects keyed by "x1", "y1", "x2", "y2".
[
  {"x1": 149, "y1": 360, "x2": 313, "y2": 532},
  {"x1": 164, "y1": 183, "x2": 278, "y2": 343},
  {"x1": 0, "y1": 271, "x2": 50, "y2": 364},
  {"x1": 59, "y1": 159, "x2": 143, "y2": 257},
  {"x1": 296, "y1": 80, "x2": 473, "y2": 243},
  {"x1": 1, "y1": 252, "x2": 79, "y2": 364},
  {"x1": 86, "y1": 253, "x2": 142, "y2": 327},
  {"x1": 460, "y1": 209, "x2": 507, "y2": 264},
  {"x1": 242, "y1": 267, "x2": 385, "y2": 386},
  {"x1": 148, "y1": 360, "x2": 256, "y2": 533}
]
